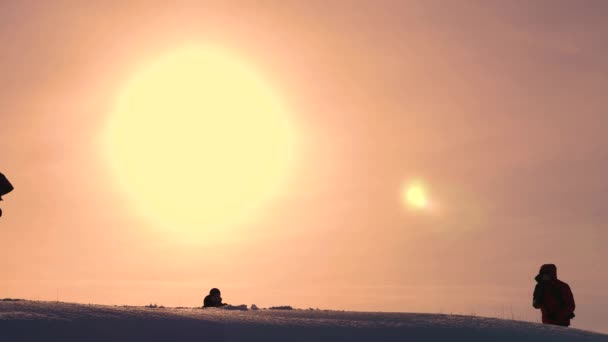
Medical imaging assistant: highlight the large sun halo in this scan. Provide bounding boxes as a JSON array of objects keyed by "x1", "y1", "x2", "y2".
[{"x1": 105, "y1": 48, "x2": 295, "y2": 231}]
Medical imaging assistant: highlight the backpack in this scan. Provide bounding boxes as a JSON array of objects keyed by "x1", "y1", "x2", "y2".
[{"x1": 547, "y1": 281, "x2": 576, "y2": 320}]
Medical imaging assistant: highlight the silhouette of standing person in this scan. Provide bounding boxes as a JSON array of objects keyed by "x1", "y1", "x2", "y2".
[
  {"x1": 0, "y1": 172, "x2": 14, "y2": 218},
  {"x1": 533, "y1": 264, "x2": 576, "y2": 327},
  {"x1": 203, "y1": 288, "x2": 227, "y2": 308}
]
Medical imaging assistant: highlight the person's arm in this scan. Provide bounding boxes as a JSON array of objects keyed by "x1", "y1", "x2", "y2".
[{"x1": 533, "y1": 283, "x2": 544, "y2": 309}]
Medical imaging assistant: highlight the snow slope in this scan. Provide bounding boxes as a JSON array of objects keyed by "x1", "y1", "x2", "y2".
[{"x1": 0, "y1": 300, "x2": 606, "y2": 341}]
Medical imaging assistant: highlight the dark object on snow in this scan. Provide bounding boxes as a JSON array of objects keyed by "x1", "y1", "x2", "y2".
[
  {"x1": 269, "y1": 306, "x2": 293, "y2": 310},
  {"x1": 222, "y1": 304, "x2": 248, "y2": 311},
  {"x1": 0, "y1": 172, "x2": 14, "y2": 218},
  {"x1": 1, "y1": 298, "x2": 24, "y2": 302},
  {"x1": 203, "y1": 288, "x2": 227, "y2": 308},
  {"x1": 532, "y1": 264, "x2": 576, "y2": 327}
]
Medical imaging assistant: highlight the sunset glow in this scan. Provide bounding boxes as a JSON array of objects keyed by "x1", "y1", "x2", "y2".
[
  {"x1": 105, "y1": 48, "x2": 295, "y2": 231},
  {"x1": 3, "y1": 1, "x2": 608, "y2": 335}
]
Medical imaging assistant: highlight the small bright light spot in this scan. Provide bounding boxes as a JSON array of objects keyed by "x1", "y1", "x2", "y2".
[
  {"x1": 402, "y1": 181, "x2": 429, "y2": 210},
  {"x1": 407, "y1": 186, "x2": 427, "y2": 208}
]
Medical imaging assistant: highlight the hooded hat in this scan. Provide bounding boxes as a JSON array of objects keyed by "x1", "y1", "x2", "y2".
[
  {"x1": 209, "y1": 288, "x2": 221, "y2": 296},
  {"x1": 537, "y1": 264, "x2": 557, "y2": 281}
]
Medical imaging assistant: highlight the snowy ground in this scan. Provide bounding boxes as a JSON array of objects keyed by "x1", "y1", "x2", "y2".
[{"x1": 0, "y1": 300, "x2": 606, "y2": 341}]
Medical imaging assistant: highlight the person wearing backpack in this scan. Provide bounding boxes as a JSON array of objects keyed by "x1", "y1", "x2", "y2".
[
  {"x1": 0, "y1": 172, "x2": 14, "y2": 218},
  {"x1": 533, "y1": 264, "x2": 576, "y2": 327}
]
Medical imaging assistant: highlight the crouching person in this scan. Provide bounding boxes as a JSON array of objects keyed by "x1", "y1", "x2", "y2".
[{"x1": 203, "y1": 288, "x2": 227, "y2": 308}]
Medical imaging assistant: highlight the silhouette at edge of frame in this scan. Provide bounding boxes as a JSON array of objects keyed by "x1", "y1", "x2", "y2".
[
  {"x1": 202, "y1": 288, "x2": 228, "y2": 308},
  {"x1": 0, "y1": 172, "x2": 14, "y2": 218},
  {"x1": 532, "y1": 264, "x2": 576, "y2": 327}
]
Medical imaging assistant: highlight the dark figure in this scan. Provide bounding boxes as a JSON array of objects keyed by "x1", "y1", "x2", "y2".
[
  {"x1": 533, "y1": 264, "x2": 576, "y2": 327},
  {"x1": 203, "y1": 288, "x2": 227, "y2": 308},
  {"x1": 0, "y1": 172, "x2": 14, "y2": 218}
]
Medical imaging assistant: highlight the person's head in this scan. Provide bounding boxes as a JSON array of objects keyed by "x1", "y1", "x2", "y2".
[
  {"x1": 209, "y1": 288, "x2": 221, "y2": 297},
  {"x1": 538, "y1": 264, "x2": 558, "y2": 281}
]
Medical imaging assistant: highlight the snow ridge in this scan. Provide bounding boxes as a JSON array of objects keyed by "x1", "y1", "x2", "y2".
[{"x1": 0, "y1": 300, "x2": 606, "y2": 341}]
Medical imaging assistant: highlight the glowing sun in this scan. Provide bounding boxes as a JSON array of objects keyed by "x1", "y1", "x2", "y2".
[{"x1": 105, "y1": 47, "x2": 295, "y2": 231}]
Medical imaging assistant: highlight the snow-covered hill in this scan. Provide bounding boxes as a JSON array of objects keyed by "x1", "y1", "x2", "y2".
[{"x1": 0, "y1": 300, "x2": 605, "y2": 341}]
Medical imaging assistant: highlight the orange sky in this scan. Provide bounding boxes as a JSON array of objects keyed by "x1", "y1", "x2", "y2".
[{"x1": 1, "y1": 0, "x2": 607, "y2": 333}]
